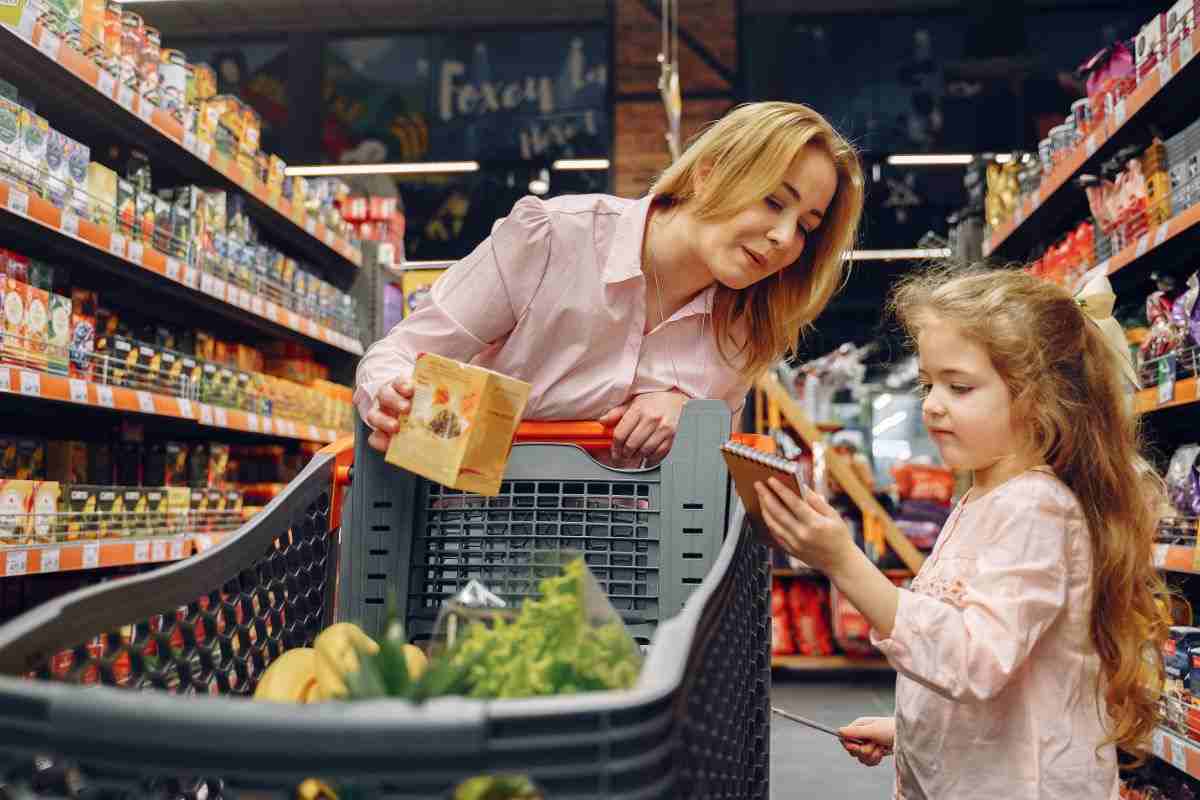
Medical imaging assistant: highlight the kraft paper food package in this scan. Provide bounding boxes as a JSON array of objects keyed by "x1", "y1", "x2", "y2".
[{"x1": 384, "y1": 353, "x2": 531, "y2": 496}]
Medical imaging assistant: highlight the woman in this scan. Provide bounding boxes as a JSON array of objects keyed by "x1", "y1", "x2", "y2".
[{"x1": 356, "y1": 101, "x2": 864, "y2": 467}]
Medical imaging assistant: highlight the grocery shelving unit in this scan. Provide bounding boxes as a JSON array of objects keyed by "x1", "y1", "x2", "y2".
[
  {"x1": 981, "y1": 23, "x2": 1200, "y2": 785},
  {"x1": 0, "y1": 7, "x2": 361, "y2": 607},
  {"x1": 984, "y1": 27, "x2": 1199, "y2": 261}
]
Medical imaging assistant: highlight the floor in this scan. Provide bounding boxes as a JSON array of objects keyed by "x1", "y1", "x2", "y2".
[{"x1": 770, "y1": 671, "x2": 897, "y2": 799}]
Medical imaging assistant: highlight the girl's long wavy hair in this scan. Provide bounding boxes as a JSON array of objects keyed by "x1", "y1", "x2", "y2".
[
  {"x1": 650, "y1": 101, "x2": 864, "y2": 380},
  {"x1": 891, "y1": 265, "x2": 1169, "y2": 756}
]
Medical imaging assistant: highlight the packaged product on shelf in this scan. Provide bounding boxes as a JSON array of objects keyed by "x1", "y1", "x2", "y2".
[
  {"x1": 3, "y1": 276, "x2": 28, "y2": 367},
  {"x1": 158, "y1": 49, "x2": 187, "y2": 120},
  {"x1": 135, "y1": 191, "x2": 154, "y2": 245},
  {"x1": 206, "y1": 486, "x2": 226, "y2": 522},
  {"x1": 45, "y1": 129, "x2": 70, "y2": 209},
  {"x1": 86, "y1": 440, "x2": 112, "y2": 485},
  {"x1": 188, "y1": 486, "x2": 208, "y2": 529},
  {"x1": 208, "y1": 443, "x2": 229, "y2": 487},
  {"x1": 135, "y1": 341, "x2": 160, "y2": 389},
  {"x1": 179, "y1": 353, "x2": 201, "y2": 394},
  {"x1": 17, "y1": 107, "x2": 47, "y2": 190},
  {"x1": 0, "y1": 479, "x2": 35, "y2": 545},
  {"x1": 115, "y1": 441, "x2": 140, "y2": 486},
  {"x1": 788, "y1": 579, "x2": 834, "y2": 656},
  {"x1": 101, "y1": 1, "x2": 122, "y2": 65},
  {"x1": 30, "y1": 481, "x2": 60, "y2": 544},
  {"x1": 139, "y1": 26, "x2": 161, "y2": 103},
  {"x1": 225, "y1": 488, "x2": 242, "y2": 517},
  {"x1": 162, "y1": 442, "x2": 188, "y2": 485},
  {"x1": 0, "y1": 439, "x2": 15, "y2": 476},
  {"x1": 94, "y1": 486, "x2": 124, "y2": 539},
  {"x1": 144, "y1": 487, "x2": 166, "y2": 534},
  {"x1": 187, "y1": 442, "x2": 209, "y2": 487},
  {"x1": 96, "y1": 333, "x2": 137, "y2": 387},
  {"x1": 115, "y1": 177, "x2": 136, "y2": 238},
  {"x1": 165, "y1": 485, "x2": 188, "y2": 531},
  {"x1": 151, "y1": 195, "x2": 171, "y2": 252},
  {"x1": 65, "y1": 484, "x2": 97, "y2": 541},
  {"x1": 80, "y1": 0, "x2": 105, "y2": 55},
  {"x1": 771, "y1": 578, "x2": 797, "y2": 655},
  {"x1": 66, "y1": 138, "x2": 90, "y2": 219},
  {"x1": 118, "y1": 10, "x2": 143, "y2": 90},
  {"x1": 14, "y1": 439, "x2": 43, "y2": 481},
  {"x1": 23, "y1": 281, "x2": 48, "y2": 371},
  {"x1": 122, "y1": 488, "x2": 146, "y2": 537},
  {"x1": 47, "y1": 293, "x2": 70, "y2": 376},
  {"x1": 46, "y1": 440, "x2": 87, "y2": 484},
  {"x1": 69, "y1": 287, "x2": 96, "y2": 380},
  {"x1": 85, "y1": 163, "x2": 116, "y2": 228}
]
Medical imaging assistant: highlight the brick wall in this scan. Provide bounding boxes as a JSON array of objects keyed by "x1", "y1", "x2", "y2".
[{"x1": 612, "y1": 0, "x2": 738, "y2": 198}]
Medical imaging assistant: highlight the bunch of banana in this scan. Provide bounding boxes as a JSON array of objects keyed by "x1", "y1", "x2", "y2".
[{"x1": 254, "y1": 622, "x2": 429, "y2": 704}]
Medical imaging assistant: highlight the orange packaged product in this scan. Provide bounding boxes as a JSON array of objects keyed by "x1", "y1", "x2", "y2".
[
  {"x1": 788, "y1": 579, "x2": 834, "y2": 656},
  {"x1": 771, "y1": 578, "x2": 796, "y2": 655},
  {"x1": 892, "y1": 462, "x2": 956, "y2": 505}
]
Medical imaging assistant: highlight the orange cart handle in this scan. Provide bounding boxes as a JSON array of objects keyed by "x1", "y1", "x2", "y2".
[{"x1": 511, "y1": 422, "x2": 773, "y2": 455}]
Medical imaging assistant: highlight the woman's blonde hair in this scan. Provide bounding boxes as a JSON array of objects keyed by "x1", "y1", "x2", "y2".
[
  {"x1": 890, "y1": 265, "x2": 1170, "y2": 758},
  {"x1": 650, "y1": 101, "x2": 864, "y2": 380}
]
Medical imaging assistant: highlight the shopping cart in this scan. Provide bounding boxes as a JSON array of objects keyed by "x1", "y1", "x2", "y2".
[{"x1": 0, "y1": 400, "x2": 770, "y2": 799}]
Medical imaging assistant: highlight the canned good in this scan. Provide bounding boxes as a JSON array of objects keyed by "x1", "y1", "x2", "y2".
[
  {"x1": 159, "y1": 49, "x2": 188, "y2": 118},
  {"x1": 1038, "y1": 137, "x2": 1054, "y2": 173},
  {"x1": 1050, "y1": 124, "x2": 1073, "y2": 162}
]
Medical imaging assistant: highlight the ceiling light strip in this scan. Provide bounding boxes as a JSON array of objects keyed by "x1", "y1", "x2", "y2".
[
  {"x1": 284, "y1": 162, "x2": 480, "y2": 177},
  {"x1": 848, "y1": 249, "x2": 952, "y2": 261}
]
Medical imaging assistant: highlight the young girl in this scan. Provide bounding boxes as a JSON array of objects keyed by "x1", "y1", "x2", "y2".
[
  {"x1": 356, "y1": 102, "x2": 864, "y2": 467},
  {"x1": 756, "y1": 267, "x2": 1168, "y2": 798}
]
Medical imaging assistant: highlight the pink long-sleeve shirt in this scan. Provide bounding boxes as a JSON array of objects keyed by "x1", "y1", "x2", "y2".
[
  {"x1": 872, "y1": 467, "x2": 1119, "y2": 800},
  {"x1": 354, "y1": 193, "x2": 751, "y2": 426}
]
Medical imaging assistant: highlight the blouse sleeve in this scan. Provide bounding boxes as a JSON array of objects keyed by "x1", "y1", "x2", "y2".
[
  {"x1": 870, "y1": 481, "x2": 1075, "y2": 703},
  {"x1": 353, "y1": 196, "x2": 554, "y2": 426}
]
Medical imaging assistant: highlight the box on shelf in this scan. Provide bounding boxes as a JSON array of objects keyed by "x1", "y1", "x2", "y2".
[
  {"x1": 69, "y1": 288, "x2": 97, "y2": 381},
  {"x1": 0, "y1": 479, "x2": 35, "y2": 545},
  {"x1": 64, "y1": 484, "x2": 97, "y2": 542},
  {"x1": 93, "y1": 486, "x2": 124, "y2": 539},
  {"x1": 0, "y1": 98, "x2": 20, "y2": 182},
  {"x1": 17, "y1": 108, "x2": 47, "y2": 190},
  {"x1": 86, "y1": 163, "x2": 117, "y2": 229},
  {"x1": 23, "y1": 283, "x2": 48, "y2": 372},
  {"x1": 46, "y1": 440, "x2": 87, "y2": 484},
  {"x1": 30, "y1": 481, "x2": 60, "y2": 544},
  {"x1": 47, "y1": 293, "x2": 71, "y2": 377}
]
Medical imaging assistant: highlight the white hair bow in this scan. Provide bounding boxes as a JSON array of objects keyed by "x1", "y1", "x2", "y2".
[{"x1": 1074, "y1": 272, "x2": 1140, "y2": 390}]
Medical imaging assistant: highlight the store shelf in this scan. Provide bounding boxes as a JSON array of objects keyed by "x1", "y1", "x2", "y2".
[
  {"x1": 0, "y1": 365, "x2": 342, "y2": 444},
  {"x1": 772, "y1": 655, "x2": 892, "y2": 672},
  {"x1": 0, "y1": 15, "x2": 362, "y2": 273},
  {"x1": 0, "y1": 536, "x2": 190, "y2": 578},
  {"x1": 773, "y1": 567, "x2": 914, "y2": 580},
  {"x1": 1147, "y1": 726, "x2": 1200, "y2": 781},
  {"x1": 0, "y1": 181, "x2": 363, "y2": 357},
  {"x1": 1105, "y1": 202, "x2": 1200, "y2": 280},
  {"x1": 1135, "y1": 377, "x2": 1198, "y2": 415},
  {"x1": 1155, "y1": 543, "x2": 1200, "y2": 574},
  {"x1": 984, "y1": 29, "x2": 1200, "y2": 260}
]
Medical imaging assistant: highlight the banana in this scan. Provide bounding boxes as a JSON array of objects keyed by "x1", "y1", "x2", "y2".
[
  {"x1": 403, "y1": 643, "x2": 428, "y2": 680},
  {"x1": 314, "y1": 622, "x2": 380, "y2": 700},
  {"x1": 254, "y1": 648, "x2": 319, "y2": 703}
]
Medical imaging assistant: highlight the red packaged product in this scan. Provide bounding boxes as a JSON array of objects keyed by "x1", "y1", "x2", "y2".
[
  {"x1": 892, "y1": 463, "x2": 956, "y2": 505},
  {"x1": 771, "y1": 578, "x2": 796, "y2": 655},
  {"x1": 788, "y1": 579, "x2": 834, "y2": 656}
]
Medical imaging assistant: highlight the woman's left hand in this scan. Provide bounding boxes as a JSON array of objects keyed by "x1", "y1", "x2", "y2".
[
  {"x1": 755, "y1": 478, "x2": 857, "y2": 575},
  {"x1": 599, "y1": 390, "x2": 689, "y2": 468}
]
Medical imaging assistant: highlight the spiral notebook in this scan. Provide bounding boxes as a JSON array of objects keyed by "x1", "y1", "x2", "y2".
[{"x1": 721, "y1": 440, "x2": 807, "y2": 526}]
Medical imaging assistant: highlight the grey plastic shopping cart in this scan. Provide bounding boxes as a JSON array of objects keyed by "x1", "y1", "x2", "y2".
[{"x1": 0, "y1": 400, "x2": 770, "y2": 799}]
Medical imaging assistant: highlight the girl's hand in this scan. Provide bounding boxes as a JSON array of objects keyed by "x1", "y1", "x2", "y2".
[
  {"x1": 366, "y1": 378, "x2": 414, "y2": 453},
  {"x1": 754, "y1": 478, "x2": 856, "y2": 575},
  {"x1": 839, "y1": 717, "x2": 895, "y2": 767},
  {"x1": 599, "y1": 391, "x2": 689, "y2": 468}
]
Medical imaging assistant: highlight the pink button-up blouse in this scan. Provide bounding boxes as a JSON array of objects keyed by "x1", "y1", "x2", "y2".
[
  {"x1": 354, "y1": 193, "x2": 751, "y2": 426},
  {"x1": 872, "y1": 468, "x2": 1119, "y2": 799}
]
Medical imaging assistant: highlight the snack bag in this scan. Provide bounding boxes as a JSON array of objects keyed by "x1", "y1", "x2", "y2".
[
  {"x1": 384, "y1": 353, "x2": 531, "y2": 496},
  {"x1": 788, "y1": 579, "x2": 833, "y2": 656},
  {"x1": 771, "y1": 578, "x2": 796, "y2": 656},
  {"x1": 1166, "y1": 444, "x2": 1200, "y2": 516}
]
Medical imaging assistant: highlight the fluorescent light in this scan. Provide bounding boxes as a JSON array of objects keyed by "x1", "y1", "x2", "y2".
[
  {"x1": 872, "y1": 393, "x2": 893, "y2": 412},
  {"x1": 285, "y1": 161, "x2": 479, "y2": 177},
  {"x1": 552, "y1": 158, "x2": 610, "y2": 171},
  {"x1": 886, "y1": 154, "x2": 974, "y2": 166},
  {"x1": 848, "y1": 248, "x2": 952, "y2": 261},
  {"x1": 872, "y1": 410, "x2": 908, "y2": 437},
  {"x1": 995, "y1": 153, "x2": 1014, "y2": 164}
]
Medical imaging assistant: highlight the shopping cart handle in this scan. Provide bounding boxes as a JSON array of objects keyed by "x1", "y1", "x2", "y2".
[
  {"x1": 511, "y1": 423, "x2": 769, "y2": 454},
  {"x1": 514, "y1": 421, "x2": 615, "y2": 452}
]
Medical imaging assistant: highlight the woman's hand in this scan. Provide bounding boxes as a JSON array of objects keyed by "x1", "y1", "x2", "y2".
[
  {"x1": 599, "y1": 391, "x2": 689, "y2": 468},
  {"x1": 365, "y1": 378, "x2": 414, "y2": 453},
  {"x1": 754, "y1": 478, "x2": 856, "y2": 576},
  {"x1": 839, "y1": 717, "x2": 895, "y2": 767}
]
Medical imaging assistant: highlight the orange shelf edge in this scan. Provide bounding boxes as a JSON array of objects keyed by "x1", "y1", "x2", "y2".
[
  {"x1": 0, "y1": 536, "x2": 190, "y2": 577},
  {"x1": 772, "y1": 655, "x2": 893, "y2": 671},
  {"x1": 1135, "y1": 377, "x2": 1199, "y2": 415}
]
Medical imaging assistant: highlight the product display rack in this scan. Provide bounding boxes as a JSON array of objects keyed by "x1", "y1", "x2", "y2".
[
  {"x1": 0, "y1": 181, "x2": 363, "y2": 358},
  {"x1": 0, "y1": 12, "x2": 363, "y2": 273},
  {"x1": 984, "y1": 26, "x2": 1200, "y2": 260}
]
